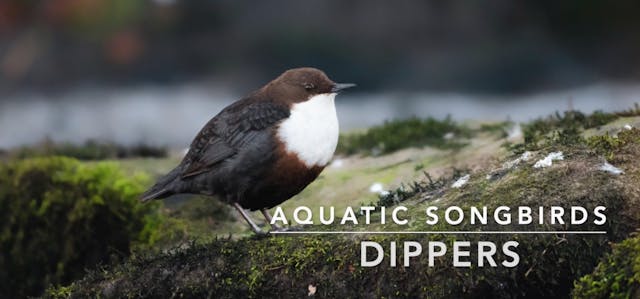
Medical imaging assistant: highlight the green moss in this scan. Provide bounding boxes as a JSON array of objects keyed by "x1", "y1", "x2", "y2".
[
  {"x1": 0, "y1": 157, "x2": 168, "y2": 298},
  {"x1": 522, "y1": 110, "x2": 619, "y2": 151},
  {"x1": 573, "y1": 235, "x2": 640, "y2": 299},
  {"x1": 337, "y1": 116, "x2": 470, "y2": 156},
  {"x1": 44, "y1": 284, "x2": 73, "y2": 299},
  {"x1": 1, "y1": 139, "x2": 167, "y2": 161},
  {"x1": 479, "y1": 121, "x2": 512, "y2": 138},
  {"x1": 587, "y1": 128, "x2": 640, "y2": 161}
]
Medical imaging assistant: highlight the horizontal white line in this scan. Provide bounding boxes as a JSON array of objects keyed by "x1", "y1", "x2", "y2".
[{"x1": 271, "y1": 231, "x2": 607, "y2": 235}]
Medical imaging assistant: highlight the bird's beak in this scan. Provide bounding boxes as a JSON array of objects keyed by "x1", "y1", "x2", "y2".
[{"x1": 331, "y1": 83, "x2": 356, "y2": 93}]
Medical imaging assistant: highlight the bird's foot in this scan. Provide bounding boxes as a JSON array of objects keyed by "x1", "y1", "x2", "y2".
[
  {"x1": 268, "y1": 224, "x2": 306, "y2": 233},
  {"x1": 250, "y1": 228, "x2": 271, "y2": 239},
  {"x1": 268, "y1": 222, "x2": 283, "y2": 231}
]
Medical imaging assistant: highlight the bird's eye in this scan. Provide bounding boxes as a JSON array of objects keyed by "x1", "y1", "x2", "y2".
[{"x1": 303, "y1": 83, "x2": 315, "y2": 90}]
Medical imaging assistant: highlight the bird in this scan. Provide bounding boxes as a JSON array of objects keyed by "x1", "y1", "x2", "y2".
[{"x1": 140, "y1": 67, "x2": 355, "y2": 234}]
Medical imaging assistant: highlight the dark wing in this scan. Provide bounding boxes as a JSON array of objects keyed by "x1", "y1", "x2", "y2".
[{"x1": 181, "y1": 100, "x2": 290, "y2": 178}]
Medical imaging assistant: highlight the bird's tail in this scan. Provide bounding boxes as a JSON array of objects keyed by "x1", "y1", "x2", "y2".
[{"x1": 139, "y1": 167, "x2": 181, "y2": 202}]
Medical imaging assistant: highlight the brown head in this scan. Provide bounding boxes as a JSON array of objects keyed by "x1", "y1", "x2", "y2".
[{"x1": 262, "y1": 67, "x2": 355, "y2": 105}]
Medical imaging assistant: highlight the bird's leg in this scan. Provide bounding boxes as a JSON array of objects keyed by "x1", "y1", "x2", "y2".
[
  {"x1": 233, "y1": 202, "x2": 263, "y2": 234},
  {"x1": 261, "y1": 209, "x2": 282, "y2": 231}
]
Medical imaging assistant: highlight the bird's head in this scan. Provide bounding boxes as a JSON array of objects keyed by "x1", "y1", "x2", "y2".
[{"x1": 265, "y1": 67, "x2": 355, "y2": 105}]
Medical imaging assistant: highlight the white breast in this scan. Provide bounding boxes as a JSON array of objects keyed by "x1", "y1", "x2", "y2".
[{"x1": 277, "y1": 93, "x2": 339, "y2": 167}]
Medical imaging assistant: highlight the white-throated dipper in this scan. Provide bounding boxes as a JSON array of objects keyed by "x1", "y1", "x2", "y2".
[{"x1": 140, "y1": 67, "x2": 355, "y2": 234}]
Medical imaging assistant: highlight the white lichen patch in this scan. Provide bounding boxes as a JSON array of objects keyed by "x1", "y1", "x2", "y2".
[
  {"x1": 443, "y1": 132, "x2": 455, "y2": 140},
  {"x1": 503, "y1": 151, "x2": 532, "y2": 169},
  {"x1": 507, "y1": 123, "x2": 523, "y2": 140},
  {"x1": 451, "y1": 174, "x2": 470, "y2": 188},
  {"x1": 533, "y1": 151, "x2": 564, "y2": 168},
  {"x1": 600, "y1": 161, "x2": 624, "y2": 175},
  {"x1": 487, "y1": 151, "x2": 532, "y2": 181},
  {"x1": 369, "y1": 182, "x2": 389, "y2": 196}
]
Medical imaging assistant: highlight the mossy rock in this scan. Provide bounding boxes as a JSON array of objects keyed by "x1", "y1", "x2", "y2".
[
  {"x1": 573, "y1": 234, "x2": 640, "y2": 298},
  {"x1": 46, "y1": 124, "x2": 640, "y2": 298},
  {"x1": 0, "y1": 157, "x2": 165, "y2": 298}
]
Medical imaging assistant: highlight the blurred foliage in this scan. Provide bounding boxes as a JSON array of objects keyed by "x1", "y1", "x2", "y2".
[
  {"x1": 158, "y1": 196, "x2": 239, "y2": 244},
  {"x1": 4, "y1": 0, "x2": 640, "y2": 92},
  {"x1": 503, "y1": 107, "x2": 640, "y2": 155},
  {"x1": 0, "y1": 157, "x2": 165, "y2": 298},
  {"x1": 2, "y1": 139, "x2": 167, "y2": 161},
  {"x1": 587, "y1": 133, "x2": 625, "y2": 161},
  {"x1": 617, "y1": 103, "x2": 640, "y2": 117},
  {"x1": 514, "y1": 110, "x2": 617, "y2": 152},
  {"x1": 478, "y1": 121, "x2": 512, "y2": 138},
  {"x1": 336, "y1": 116, "x2": 470, "y2": 156},
  {"x1": 524, "y1": 111, "x2": 614, "y2": 144},
  {"x1": 573, "y1": 235, "x2": 640, "y2": 298},
  {"x1": 170, "y1": 196, "x2": 234, "y2": 225}
]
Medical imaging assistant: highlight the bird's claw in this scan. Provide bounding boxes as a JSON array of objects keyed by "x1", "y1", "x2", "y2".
[{"x1": 268, "y1": 224, "x2": 305, "y2": 233}]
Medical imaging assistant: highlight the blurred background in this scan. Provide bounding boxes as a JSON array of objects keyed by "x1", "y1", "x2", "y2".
[
  {"x1": 3, "y1": 2, "x2": 640, "y2": 297},
  {"x1": 1, "y1": 0, "x2": 640, "y2": 148}
]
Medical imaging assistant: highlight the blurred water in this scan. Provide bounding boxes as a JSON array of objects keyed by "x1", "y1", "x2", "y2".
[
  {"x1": 1, "y1": 83, "x2": 639, "y2": 149},
  {"x1": 338, "y1": 84, "x2": 640, "y2": 129}
]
